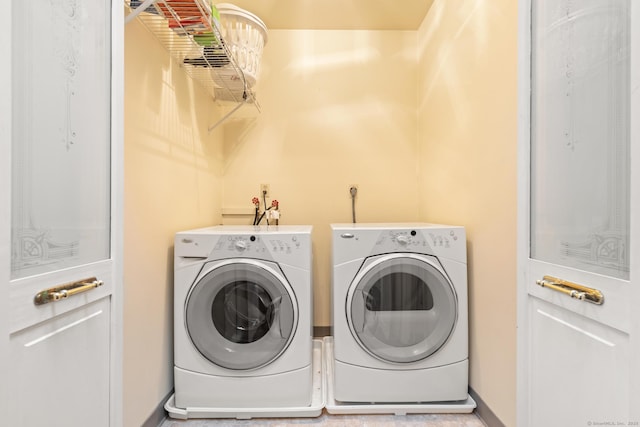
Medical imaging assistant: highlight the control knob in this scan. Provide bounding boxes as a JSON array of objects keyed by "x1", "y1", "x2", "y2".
[{"x1": 396, "y1": 235, "x2": 409, "y2": 245}]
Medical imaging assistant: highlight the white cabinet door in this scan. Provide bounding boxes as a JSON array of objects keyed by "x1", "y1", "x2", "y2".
[
  {"x1": 518, "y1": 1, "x2": 640, "y2": 426},
  {"x1": 10, "y1": 299, "x2": 112, "y2": 427},
  {"x1": 2, "y1": 0, "x2": 123, "y2": 426}
]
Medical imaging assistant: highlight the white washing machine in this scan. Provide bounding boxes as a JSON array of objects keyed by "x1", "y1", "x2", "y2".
[
  {"x1": 331, "y1": 223, "x2": 469, "y2": 403},
  {"x1": 173, "y1": 225, "x2": 313, "y2": 409}
]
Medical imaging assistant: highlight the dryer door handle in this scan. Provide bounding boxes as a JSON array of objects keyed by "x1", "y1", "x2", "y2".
[{"x1": 351, "y1": 290, "x2": 368, "y2": 333}]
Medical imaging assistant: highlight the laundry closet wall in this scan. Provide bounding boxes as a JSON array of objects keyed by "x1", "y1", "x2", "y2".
[
  {"x1": 123, "y1": 2, "x2": 519, "y2": 426},
  {"x1": 124, "y1": 18, "x2": 225, "y2": 427},
  {"x1": 221, "y1": 30, "x2": 421, "y2": 328},
  {"x1": 416, "y1": 1, "x2": 518, "y2": 426}
]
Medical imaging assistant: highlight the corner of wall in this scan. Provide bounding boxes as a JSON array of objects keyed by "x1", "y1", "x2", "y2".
[{"x1": 415, "y1": 1, "x2": 518, "y2": 425}]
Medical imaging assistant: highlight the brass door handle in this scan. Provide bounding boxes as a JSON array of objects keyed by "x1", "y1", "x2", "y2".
[
  {"x1": 536, "y1": 275, "x2": 604, "y2": 305},
  {"x1": 34, "y1": 277, "x2": 104, "y2": 306}
]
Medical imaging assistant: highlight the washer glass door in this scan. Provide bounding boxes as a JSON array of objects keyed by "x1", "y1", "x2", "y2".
[
  {"x1": 347, "y1": 254, "x2": 457, "y2": 363},
  {"x1": 186, "y1": 260, "x2": 297, "y2": 370}
]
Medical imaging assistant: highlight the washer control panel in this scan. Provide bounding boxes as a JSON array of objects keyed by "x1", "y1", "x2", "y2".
[
  {"x1": 175, "y1": 227, "x2": 312, "y2": 269},
  {"x1": 193, "y1": 233, "x2": 312, "y2": 269},
  {"x1": 214, "y1": 234, "x2": 304, "y2": 255}
]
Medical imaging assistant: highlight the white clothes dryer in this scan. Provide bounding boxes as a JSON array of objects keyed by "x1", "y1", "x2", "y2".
[
  {"x1": 331, "y1": 223, "x2": 469, "y2": 403},
  {"x1": 173, "y1": 225, "x2": 313, "y2": 409}
]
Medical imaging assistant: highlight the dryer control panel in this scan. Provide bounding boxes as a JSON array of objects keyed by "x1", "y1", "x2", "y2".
[
  {"x1": 374, "y1": 228, "x2": 464, "y2": 259},
  {"x1": 374, "y1": 229, "x2": 430, "y2": 251},
  {"x1": 331, "y1": 224, "x2": 466, "y2": 265}
]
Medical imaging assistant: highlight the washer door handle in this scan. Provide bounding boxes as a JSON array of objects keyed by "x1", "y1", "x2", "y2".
[{"x1": 269, "y1": 296, "x2": 294, "y2": 339}]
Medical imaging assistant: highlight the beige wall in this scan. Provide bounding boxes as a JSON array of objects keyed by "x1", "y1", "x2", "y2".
[
  {"x1": 123, "y1": 19, "x2": 225, "y2": 427},
  {"x1": 222, "y1": 30, "x2": 421, "y2": 327},
  {"x1": 417, "y1": 1, "x2": 518, "y2": 426}
]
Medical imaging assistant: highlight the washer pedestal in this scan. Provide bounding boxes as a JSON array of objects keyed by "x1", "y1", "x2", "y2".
[
  {"x1": 166, "y1": 340, "x2": 325, "y2": 420},
  {"x1": 174, "y1": 364, "x2": 312, "y2": 409}
]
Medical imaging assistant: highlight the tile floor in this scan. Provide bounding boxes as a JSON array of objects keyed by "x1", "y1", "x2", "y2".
[{"x1": 160, "y1": 410, "x2": 487, "y2": 426}]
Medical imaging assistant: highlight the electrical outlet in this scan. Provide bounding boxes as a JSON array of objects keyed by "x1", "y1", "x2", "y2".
[
  {"x1": 260, "y1": 184, "x2": 270, "y2": 197},
  {"x1": 349, "y1": 184, "x2": 358, "y2": 197}
]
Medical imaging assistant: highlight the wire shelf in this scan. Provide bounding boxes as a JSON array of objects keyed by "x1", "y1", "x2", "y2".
[{"x1": 126, "y1": 0, "x2": 259, "y2": 119}]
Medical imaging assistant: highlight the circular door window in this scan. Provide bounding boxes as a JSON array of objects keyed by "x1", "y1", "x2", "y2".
[
  {"x1": 185, "y1": 260, "x2": 297, "y2": 370},
  {"x1": 346, "y1": 254, "x2": 457, "y2": 363}
]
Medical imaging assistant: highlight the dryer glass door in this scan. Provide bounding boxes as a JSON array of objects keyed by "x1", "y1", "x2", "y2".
[
  {"x1": 347, "y1": 254, "x2": 457, "y2": 363},
  {"x1": 185, "y1": 260, "x2": 297, "y2": 370}
]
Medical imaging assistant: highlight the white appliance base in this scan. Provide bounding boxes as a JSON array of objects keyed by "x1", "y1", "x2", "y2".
[
  {"x1": 165, "y1": 339, "x2": 325, "y2": 420},
  {"x1": 324, "y1": 337, "x2": 476, "y2": 415}
]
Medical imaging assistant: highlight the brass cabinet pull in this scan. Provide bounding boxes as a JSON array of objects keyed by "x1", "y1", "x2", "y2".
[
  {"x1": 536, "y1": 275, "x2": 604, "y2": 305},
  {"x1": 34, "y1": 277, "x2": 104, "y2": 306}
]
